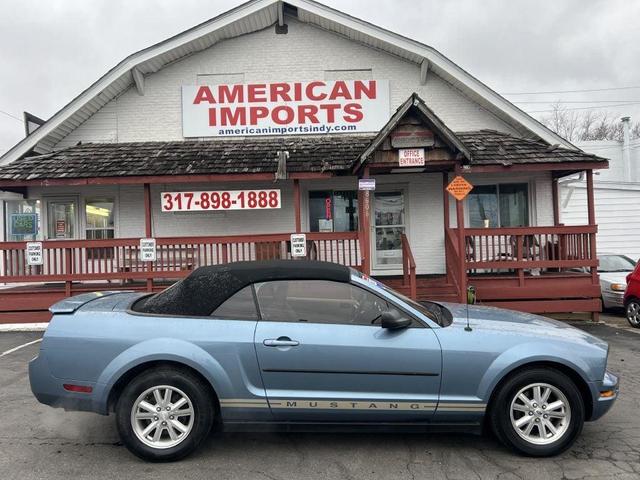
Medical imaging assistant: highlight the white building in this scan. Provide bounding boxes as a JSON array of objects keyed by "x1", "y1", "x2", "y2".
[
  {"x1": 561, "y1": 117, "x2": 640, "y2": 260},
  {"x1": 0, "y1": 0, "x2": 608, "y2": 322}
]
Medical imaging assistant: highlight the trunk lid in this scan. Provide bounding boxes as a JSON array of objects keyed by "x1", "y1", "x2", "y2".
[{"x1": 49, "y1": 291, "x2": 138, "y2": 314}]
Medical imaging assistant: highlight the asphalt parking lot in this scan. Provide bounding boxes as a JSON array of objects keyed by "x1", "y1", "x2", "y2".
[{"x1": 1, "y1": 321, "x2": 639, "y2": 480}]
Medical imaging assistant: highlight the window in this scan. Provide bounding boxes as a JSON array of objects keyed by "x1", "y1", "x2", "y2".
[
  {"x1": 309, "y1": 190, "x2": 358, "y2": 232},
  {"x1": 85, "y1": 199, "x2": 115, "y2": 239},
  {"x1": 47, "y1": 200, "x2": 76, "y2": 239},
  {"x1": 468, "y1": 183, "x2": 529, "y2": 228},
  {"x1": 4, "y1": 200, "x2": 41, "y2": 241},
  {"x1": 255, "y1": 280, "x2": 388, "y2": 325},
  {"x1": 211, "y1": 286, "x2": 259, "y2": 320}
]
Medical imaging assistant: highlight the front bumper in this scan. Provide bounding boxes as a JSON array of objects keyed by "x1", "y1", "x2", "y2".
[
  {"x1": 29, "y1": 352, "x2": 97, "y2": 413},
  {"x1": 602, "y1": 290, "x2": 624, "y2": 309},
  {"x1": 589, "y1": 370, "x2": 619, "y2": 421}
]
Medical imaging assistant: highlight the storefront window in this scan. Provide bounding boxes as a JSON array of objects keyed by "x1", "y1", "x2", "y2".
[
  {"x1": 468, "y1": 183, "x2": 528, "y2": 228},
  {"x1": 85, "y1": 199, "x2": 115, "y2": 239},
  {"x1": 47, "y1": 201, "x2": 76, "y2": 240},
  {"x1": 4, "y1": 200, "x2": 41, "y2": 241},
  {"x1": 309, "y1": 190, "x2": 358, "y2": 232}
]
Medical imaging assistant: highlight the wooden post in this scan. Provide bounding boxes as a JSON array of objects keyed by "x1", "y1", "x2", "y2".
[
  {"x1": 442, "y1": 172, "x2": 451, "y2": 284},
  {"x1": 358, "y1": 166, "x2": 371, "y2": 275},
  {"x1": 551, "y1": 177, "x2": 560, "y2": 226},
  {"x1": 293, "y1": 179, "x2": 301, "y2": 233},
  {"x1": 143, "y1": 183, "x2": 153, "y2": 291},
  {"x1": 456, "y1": 198, "x2": 468, "y2": 304},
  {"x1": 586, "y1": 169, "x2": 599, "y2": 320}
]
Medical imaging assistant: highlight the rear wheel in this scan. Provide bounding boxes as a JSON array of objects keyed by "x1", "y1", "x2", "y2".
[
  {"x1": 626, "y1": 300, "x2": 640, "y2": 328},
  {"x1": 115, "y1": 367, "x2": 214, "y2": 462},
  {"x1": 490, "y1": 368, "x2": 584, "y2": 456}
]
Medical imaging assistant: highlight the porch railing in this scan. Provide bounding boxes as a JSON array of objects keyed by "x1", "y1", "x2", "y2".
[
  {"x1": 400, "y1": 234, "x2": 416, "y2": 300},
  {"x1": 0, "y1": 232, "x2": 361, "y2": 285},
  {"x1": 463, "y1": 225, "x2": 598, "y2": 270}
]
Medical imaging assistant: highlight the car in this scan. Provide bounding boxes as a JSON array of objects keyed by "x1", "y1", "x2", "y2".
[
  {"x1": 597, "y1": 253, "x2": 637, "y2": 310},
  {"x1": 29, "y1": 260, "x2": 618, "y2": 462},
  {"x1": 624, "y1": 260, "x2": 640, "y2": 327}
]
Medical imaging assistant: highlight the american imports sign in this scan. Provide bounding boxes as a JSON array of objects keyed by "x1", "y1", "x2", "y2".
[{"x1": 181, "y1": 80, "x2": 390, "y2": 137}]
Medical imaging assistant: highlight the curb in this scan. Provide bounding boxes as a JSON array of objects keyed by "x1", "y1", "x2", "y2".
[{"x1": 0, "y1": 323, "x2": 48, "y2": 332}]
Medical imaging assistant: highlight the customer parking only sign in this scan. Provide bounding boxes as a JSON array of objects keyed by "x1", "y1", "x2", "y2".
[{"x1": 182, "y1": 80, "x2": 390, "y2": 137}]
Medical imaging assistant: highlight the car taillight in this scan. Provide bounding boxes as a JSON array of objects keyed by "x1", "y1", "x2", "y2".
[{"x1": 63, "y1": 384, "x2": 93, "y2": 393}]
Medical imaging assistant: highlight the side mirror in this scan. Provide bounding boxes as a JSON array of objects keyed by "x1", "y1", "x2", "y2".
[{"x1": 380, "y1": 309, "x2": 412, "y2": 330}]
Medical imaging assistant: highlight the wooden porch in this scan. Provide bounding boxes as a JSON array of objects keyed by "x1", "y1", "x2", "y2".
[{"x1": 0, "y1": 222, "x2": 600, "y2": 322}]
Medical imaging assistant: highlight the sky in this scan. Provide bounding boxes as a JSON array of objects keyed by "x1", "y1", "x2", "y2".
[{"x1": 1, "y1": 0, "x2": 639, "y2": 154}]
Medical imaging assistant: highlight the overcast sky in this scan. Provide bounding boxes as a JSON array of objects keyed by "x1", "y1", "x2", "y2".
[{"x1": 1, "y1": 0, "x2": 639, "y2": 154}]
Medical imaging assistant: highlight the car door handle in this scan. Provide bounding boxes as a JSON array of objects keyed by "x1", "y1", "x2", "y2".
[{"x1": 263, "y1": 337, "x2": 300, "y2": 347}]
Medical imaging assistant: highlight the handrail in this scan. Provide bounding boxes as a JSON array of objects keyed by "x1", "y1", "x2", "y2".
[
  {"x1": 400, "y1": 234, "x2": 417, "y2": 300},
  {"x1": 0, "y1": 231, "x2": 362, "y2": 285}
]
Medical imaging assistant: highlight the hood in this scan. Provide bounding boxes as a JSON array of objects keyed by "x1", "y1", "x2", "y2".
[
  {"x1": 598, "y1": 271, "x2": 630, "y2": 285},
  {"x1": 440, "y1": 302, "x2": 608, "y2": 351}
]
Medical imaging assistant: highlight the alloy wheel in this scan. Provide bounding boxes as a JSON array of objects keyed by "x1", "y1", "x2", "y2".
[
  {"x1": 509, "y1": 383, "x2": 571, "y2": 446},
  {"x1": 627, "y1": 301, "x2": 640, "y2": 327},
  {"x1": 130, "y1": 385, "x2": 195, "y2": 449}
]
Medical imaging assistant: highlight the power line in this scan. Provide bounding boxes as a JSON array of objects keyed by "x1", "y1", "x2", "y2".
[
  {"x1": 0, "y1": 110, "x2": 22, "y2": 123},
  {"x1": 514, "y1": 100, "x2": 640, "y2": 104},
  {"x1": 503, "y1": 85, "x2": 640, "y2": 95},
  {"x1": 526, "y1": 102, "x2": 640, "y2": 114}
]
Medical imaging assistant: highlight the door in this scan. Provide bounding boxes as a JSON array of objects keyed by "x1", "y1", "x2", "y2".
[
  {"x1": 373, "y1": 190, "x2": 405, "y2": 270},
  {"x1": 253, "y1": 279, "x2": 442, "y2": 422},
  {"x1": 46, "y1": 199, "x2": 78, "y2": 240}
]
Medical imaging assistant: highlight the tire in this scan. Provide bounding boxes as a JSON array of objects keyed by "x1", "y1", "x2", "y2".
[
  {"x1": 489, "y1": 368, "x2": 584, "y2": 457},
  {"x1": 115, "y1": 367, "x2": 215, "y2": 462},
  {"x1": 626, "y1": 300, "x2": 640, "y2": 328}
]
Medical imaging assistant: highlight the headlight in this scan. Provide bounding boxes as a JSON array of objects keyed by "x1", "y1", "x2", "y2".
[{"x1": 610, "y1": 283, "x2": 626, "y2": 292}]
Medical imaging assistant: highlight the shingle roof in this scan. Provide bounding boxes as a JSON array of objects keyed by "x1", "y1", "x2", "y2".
[
  {"x1": 0, "y1": 135, "x2": 376, "y2": 181},
  {"x1": 457, "y1": 130, "x2": 608, "y2": 166},
  {"x1": 0, "y1": 130, "x2": 607, "y2": 182}
]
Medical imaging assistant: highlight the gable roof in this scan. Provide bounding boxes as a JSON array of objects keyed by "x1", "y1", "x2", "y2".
[
  {"x1": 0, "y1": 0, "x2": 577, "y2": 167},
  {"x1": 357, "y1": 93, "x2": 472, "y2": 166}
]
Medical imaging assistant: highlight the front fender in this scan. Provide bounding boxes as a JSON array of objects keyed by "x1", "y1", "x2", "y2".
[
  {"x1": 476, "y1": 341, "x2": 595, "y2": 403},
  {"x1": 92, "y1": 338, "x2": 233, "y2": 414}
]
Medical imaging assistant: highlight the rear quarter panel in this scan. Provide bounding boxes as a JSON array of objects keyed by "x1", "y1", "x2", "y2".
[{"x1": 42, "y1": 309, "x2": 264, "y2": 418}]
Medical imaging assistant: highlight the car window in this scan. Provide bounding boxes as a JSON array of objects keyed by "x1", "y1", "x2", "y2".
[
  {"x1": 210, "y1": 285, "x2": 258, "y2": 320},
  {"x1": 254, "y1": 280, "x2": 389, "y2": 326},
  {"x1": 598, "y1": 255, "x2": 637, "y2": 272}
]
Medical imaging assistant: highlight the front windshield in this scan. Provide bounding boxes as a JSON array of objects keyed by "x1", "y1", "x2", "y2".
[{"x1": 598, "y1": 255, "x2": 636, "y2": 272}]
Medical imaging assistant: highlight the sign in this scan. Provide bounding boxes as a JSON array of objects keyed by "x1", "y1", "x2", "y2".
[
  {"x1": 26, "y1": 242, "x2": 43, "y2": 266},
  {"x1": 398, "y1": 148, "x2": 425, "y2": 167},
  {"x1": 290, "y1": 234, "x2": 307, "y2": 257},
  {"x1": 161, "y1": 190, "x2": 281, "y2": 212},
  {"x1": 10, "y1": 213, "x2": 37, "y2": 236},
  {"x1": 139, "y1": 238, "x2": 157, "y2": 261},
  {"x1": 182, "y1": 80, "x2": 390, "y2": 138},
  {"x1": 446, "y1": 175, "x2": 474, "y2": 201},
  {"x1": 56, "y1": 220, "x2": 66, "y2": 237},
  {"x1": 358, "y1": 178, "x2": 376, "y2": 191}
]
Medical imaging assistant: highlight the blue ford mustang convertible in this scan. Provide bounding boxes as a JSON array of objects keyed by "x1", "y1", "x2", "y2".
[{"x1": 29, "y1": 260, "x2": 618, "y2": 461}]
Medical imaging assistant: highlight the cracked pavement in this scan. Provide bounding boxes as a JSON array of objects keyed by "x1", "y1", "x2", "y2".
[{"x1": 0, "y1": 322, "x2": 638, "y2": 480}]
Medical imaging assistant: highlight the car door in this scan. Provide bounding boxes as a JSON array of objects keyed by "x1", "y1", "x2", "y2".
[{"x1": 253, "y1": 279, "x2": 442, "y2": 422}]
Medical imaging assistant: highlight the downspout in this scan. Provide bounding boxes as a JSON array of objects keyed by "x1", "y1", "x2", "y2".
[{"x1": 621, "y1": 116, "x2": 631, "y2": 182}]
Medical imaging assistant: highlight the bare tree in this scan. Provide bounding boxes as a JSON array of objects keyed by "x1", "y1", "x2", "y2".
[{"x1": 539, "y1": 102, "x2": 640, "y2": 141}]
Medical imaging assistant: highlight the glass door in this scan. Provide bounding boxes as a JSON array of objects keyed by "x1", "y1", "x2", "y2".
[
  {"x1": 372, "y1": 191, "x2": 405, "y2": 269},
  {"x1": 46, "y1": 200, "x2": 77, "y2": 240}
]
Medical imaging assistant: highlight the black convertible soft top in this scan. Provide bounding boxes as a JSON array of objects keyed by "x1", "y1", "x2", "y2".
[{"x1": 133, "y1": 260, "x2": 352, "y2": 316}]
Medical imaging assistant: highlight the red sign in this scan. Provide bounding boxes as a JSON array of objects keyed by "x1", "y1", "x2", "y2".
[
  {"x1": 161, "y1": 190, "x2": 281, "y2": 212},
  {"x1": 56, "y1": 220, "x2": 66, "y2": 234}
]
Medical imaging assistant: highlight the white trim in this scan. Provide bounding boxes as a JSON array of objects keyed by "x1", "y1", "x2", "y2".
[
  {"x1": 0, "y1": 323, "x2": 47, "y2": 332},
  {"x1": 0, "y1": 0, "x2": 574, "y2": 166}
]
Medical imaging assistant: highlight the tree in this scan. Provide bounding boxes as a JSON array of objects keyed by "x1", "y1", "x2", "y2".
[{"x1": 539, "y1": 102, "x2": 640, "y2": 141}]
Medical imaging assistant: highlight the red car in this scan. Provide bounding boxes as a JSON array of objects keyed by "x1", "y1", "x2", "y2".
[{"x1": 624, "y1": 262, "x2": 640, "y2": 327}]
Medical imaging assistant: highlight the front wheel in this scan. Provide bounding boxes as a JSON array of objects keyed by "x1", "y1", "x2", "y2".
[
  {"x1": 116, "y1": 367, "x2": 215, "y2": 462},
  {"x1": 489, "y1": 368, "x2": 584, "y2": 456},
  {"x1": 626, "y1": 300, "x2": 640, "y2": 328}
]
